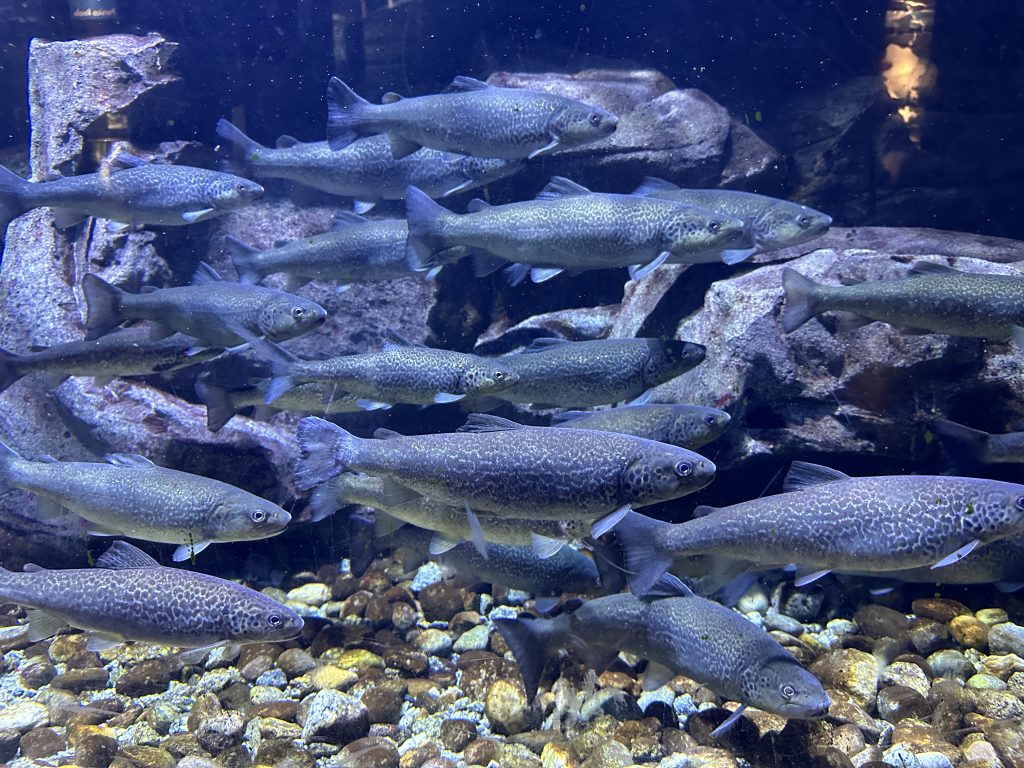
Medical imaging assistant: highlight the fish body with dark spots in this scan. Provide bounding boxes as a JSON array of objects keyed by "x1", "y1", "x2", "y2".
[
  {"x1": 615, "y1": 462, "x2": 1024, "y2": 595},
  {"x1": 326, "y1": 76, "x2": 617, "y2": 159},
  {"x1": 859, "y1": 533, "x2": 1024, "y2": 590},
  {"x1": 197, "y1": 378, "x2": 361, "y2": 432},
  {"x1": 216, "y1": 120, "x2": 521, "y2": 207},
  {"x1": 781, "y1": 261, "x2": 1024, "y2": 340},
  {"x1": 295, "y1": 414, "x2": 716, "y2": 520},
  {"x1": 484, "y1": 337, "x2": 706, "y2": 409},
  {"x1": 553, "y1": 403, "x2": 730, "y2": 450},
  {"x1": 0, "y1": 442, "x2": 290, "y2": 562},
  {"x1": 0, "y1": 542, "x2": 303, "y2": 647}
]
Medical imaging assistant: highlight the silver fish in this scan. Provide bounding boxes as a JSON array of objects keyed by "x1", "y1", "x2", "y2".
[
  {"x1": 82, "y1": 262, "x2": 327, "y2": 347},
  {"x1": 494, "y1": 576, "x2": 830, "y2": 734},
  {"x1": 406, "y1": 178, "x2": 746, "y2": 285},
  {"x1": 0, "y1": 328, "x2": 222, "y2": 394},
  {"x1": 858, "y1": 534, "x2": 1024, "y2": 592},
  {"x1": 615, "y1": 461, "x2": 1024, "y2": 595},
  {"x1": 934, "y1": 418, "x2": 1024, "y2": 467},
  {"x1": 326, "y1": 75, "x2": 617, "y2": 159},
  {"x1": 0, "y1": 441, "x2": 290, "y2": 562},
  {"x1": 295, "y1": 414, "x2": 716, "y2": 527},
  {"x1": 256, "y1": 329, "x2": 518, "y2": 410},
  {"x1": 632, "y1": 177, "x2": 832, "y2": 263},
  {"x1": 195, "y1": 377, "x2": 361, "y2": 433},
  {"x1": 216, "y1": 120, "x2": 521, "y2": 212},
  {"x1": 0, "y1": 154, "x2": 262, "y2": 235},
  {"x1": 552, "y1": 398, "x2": 730, "y2": 450},
  {"x1": 0, "y1": 541, "x2": 303, "y2": 649}
]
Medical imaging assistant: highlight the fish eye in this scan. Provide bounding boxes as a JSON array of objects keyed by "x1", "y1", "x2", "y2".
[
  {"x1": 781, "y1": 684, "x2": 796, "y2": 699},
  {"x1": 675, "y1": 461, "x2": 693, "y2": 477},
  {"x1": 708, "y1": 221, "x2": 721, "y2": 233},
  {"x1": 797, "y1": 215, "x2": 811, "y2": 229},
  {"x1": 588, "y1": 113, "x2": 602, "y2": 126},
  {"x1": 494, "y1": 371, "x2": 507, "y2": 380},
  {"x1": 251, "y1": 509, "x2": 267, "y2": 523},
  {"x1": 267, "y1": 613, "x2": 282, "y2": 627},
  {"x1": 1016, "y1": 496, "x2": 1024, "y2": 510},
  {"x1": 291, "y1": 306, "x2": 304, "y2": 317},
  {"x1": 236, "y1": 183, "x2": 248, "y2": 193},
  {"x1": 704, "y1": 415, "x2": 716, "y2": 426}
]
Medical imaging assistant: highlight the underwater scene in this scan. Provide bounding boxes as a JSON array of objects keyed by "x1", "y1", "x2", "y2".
[{"x1": 1, "y1": 1, "x2": 1024, "y2": 767}]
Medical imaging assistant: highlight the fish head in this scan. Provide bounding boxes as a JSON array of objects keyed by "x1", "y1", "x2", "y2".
[
  {"x1": 752, "y1": 201, "x2": 832, "y2": 250},
  {"x1": 643, "y1": 340, "x2": 706, "y2": 384},
  {"x1": 967, "y1": 479, "x2": 1024, "y2": 537},
  {"x1": 229, "y1": 595, "x2": 305, "y2": 644},
  {"x1": 550, "y1": 103, "x2": 619, "y2": 147},
  {"x1": 459, "y1": 358, "x2": 520, "y2": 396},
  {"x1": 459, "y1": 155, "x2": 525, "y2": 184},
  {"x1": 743, "y1": 657, "x2": 831, "y2": 719},
  {"x1": 622, "y1": 445, "x2": 716, "y2": 503},
  {"x1": 258, "y1": 296, "x2": 328, "y2": 341},
  {"x1": 661, "y1": 207, "x2": 747, "y2": 254},
  {"x1": 666, "y1": 406, "x2": 731, "y2": 447},
  {"x1": 210, "y1": 495, "x2": 292, "y2": 542},
  {"x1": 206, "y1": 175, "x2": 265, "y2": 209}
]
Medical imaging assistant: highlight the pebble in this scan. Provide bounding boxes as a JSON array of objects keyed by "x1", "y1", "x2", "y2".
[
  {"x1": 310, "y1": 663, "x2": 359, "y2": 691},
  {"x1": 876, "y1": 685, "x2": 931, "y2": 722},
  {"x1": 119, "y1": 745, "x2": 178, "y2": 768},
  {"x1": 0, "y1": 700, "x2": 49, "y2": 732},
  {"x1": 392, "y1": 602, "x2": 418, "y2": 632},
  {"x1": 949, "y1": 615, "x2": 988, "y2": 649},
  {"x1": 988, "y1": 622, "x2": 1024, "y2": 655},
  {"x1": 19, "y1": 660, "x2": 56, "y2": 689},
  {"x1": 415, "y1": 628, "x2": 453, "y2": 655},
  {"x1": 911, "y1": 598, "x2": 970, "y2": 624},
  {"x1": 971, "y1": 688, "x2": 1024, "y2": 719},
  {"x1": 194, "y1": 710, "x2": 245, "y2": 753},
  {"x1": 440, "y1": 717, "x2": 476, "y2": 751},
  {"x1": 915, "y1": 753, "x2": 954, "y2": 768},
  {"x1": 810, "y1": 648, "x2": 881, "y2": 708},
  {"x1": 832, "y1": 723, "x2": 865, "y2": 755},
  {"x1": 882, "y1": 744, "x2": 922, "y2": 768},
  {"x1": 277, "y1": 647, "x2": 317, "y2": 678},
  {"x1": 881, "y1": 661, "x2": 931, "y2": 697},
  {"x1": 418, "y1": 582, "x2": 464, "y2": 621},
  {"x1": 890, "y1": 719, "x2": 960, "y2": 765},
  {"x1": 581, "y1": 738, "x2": 633, "y2": 768},
  {"x1": 453, "y1": 624, "x2": 491, "y2": 652},
  {"x1": 926, "y1": 649, "x2": 975, "y2": 680},
  {"x1": 50, "y1": 666, "x2": 110, "y2": 692},
  {"x1": 116, "y1": 657, "x2": 179, "y2": 696},
  {"x1": 854, "y1": 605, "x2": 911, "y2": 639},
  {"x1": 327, "y1": 648, "x2": 385, "y2": 673},
  {"x1": 301, "y1": 689, "x2": 370, "y2": 744},
  {"x1": 966, "y1": 672, "x2": 1006, "y2": 690},
  {"x1": 485, "y1": 679, "x2": 530, "y2": 735},
  {"x1": 19, "y1": 726, "x2": 67, "y2": 758},
  {"x1": 363, "y1": 680, "x2": 407, "y2": 724},
  {"x1": 333, "y1": 735, "x2": 399, "y2": 768},
  {"x1": 287, "y1": 582, "x2": 332, "y2": 606},
  {"x1": 975, "y1": 608, "x2": 1008, "y2": 627}
]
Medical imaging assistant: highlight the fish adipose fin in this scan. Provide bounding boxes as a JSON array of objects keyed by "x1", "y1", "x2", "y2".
[
  {"x1": 104, "y1": 453, "x2": 157, "y2": 469},
  {"x1": 294, "y1": 417, "x2": 361, "y2": 490},
  {"x1": 931, "y1": 539, "x2": 980, "y2": 569},
  {"x1": 276, "y1": 135, "x2": 300, "y2": 149},
  {"x1": 640, "y1": 572, "x2": 695, "y2": 600},
  {"x1": 381, "y1": 327, "x2": 425, "y2": 350},
  {"x1": 326, "y1": 77, "x2": 372, "y2": 151},
  {"x1": 613, "y1": 510, "x2": 675, "y2": 596},
  {"x1": 524, "y1": 337, "x2": 572, "y2": 353},
  {"x1": 780, "y1": 268, "x2": 825, "y2": 333},
  {"x1": 96, "y1": 541, "x2": 160, "y2": 569},
  {"x1": 783, "y1": 461, "x2": 850, "y2": 492},
  {"x1": 908, "y1": 261, "x2": 959, "y2": 276},
  {"x1": 81, "y1": 273, "x2": 127, "y2": 340}
]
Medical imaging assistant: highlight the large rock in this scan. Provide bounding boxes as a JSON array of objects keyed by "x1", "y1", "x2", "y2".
[{"x1": 487, "y1": 69, "x2": 782, "y2": 193}]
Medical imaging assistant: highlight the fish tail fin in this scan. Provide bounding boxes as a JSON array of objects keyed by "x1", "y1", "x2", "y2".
[
  {"x1": 0, "y1": 437, "x2": 23, "y2": 494},
  {"x1": 780, "y1": 268, "x2": 824, "y2": 333},
  {"x1": 326, "y1": 77, "x2": 370, "y2": 150},
  {"x1": 214, "y1": 119, "x2": 264, "y2": 173},
  {"x1": 81, "y1": 273, "x2": 126, "y2": 339},
  {"x1": 404, "y1": 185, "x2": 455, "y2": 272},
  {"x1": 295, "y1": 417, "x2": 360, "y2": 490},
  {"x1": 195, "y1": 378, "x2": 238, "y2": 433},
  {"x1": 933, "y1": 418, "x2": 989, "y2": 470},
  {"x1": 308, "y1": 478, "x2": 341, "y2": 523},
  {"x1": 0, "y1": 164, "x2": 28, "y2": 238},
  {"x1": 0, "y1": 347, "x2": 26, "y2": 394},
  {"x1": 613, "y1": 510, "x2": 675, "y2": 597},
  {"x1": 493, "y1": 615, "x2": 564, "y2": 702},
  {"x1": 223, "y1": 236, "x2": 263, "y2": 284}
]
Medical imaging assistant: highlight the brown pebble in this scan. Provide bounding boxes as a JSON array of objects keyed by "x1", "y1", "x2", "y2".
[
  {"x1": 363, "y1": 680, "x2": 407, "y2": 724},
  {"x1": 47, "y1": 633, "x2": 87, "y2": 662},
  {"x1": 440, "y1": 717, "x2": 476, "y2": 752},
  {"x1": 853, "y1": 605, "x2": 911, "y2": 639},
  {"x1": 248, "y1": 700, "x2": 299, "y2": 722},
  {"x1": 19, "y1": 727, "x2": 67, "y2": 758},
  {"x1": 238, "y1": 642, "x2": 282, "y2": 669},
  {"x1": 912, "y1": 597, "x2": 971, "y2": 624},
  {"x1": 119, "y1": 744, "x2": 178, "y2": 768},
  {"x1": 332, "y1": 574, "x2": 360, "y2": 601},
  {"x1": 275, "y1": 647, "x2": 316, "y2": 678},
  {"x1": 254, "y1": 739, "x2": 314, "y2": 768},
  {"x1": 418, "y1": 582, "x2": 464, "y2": 622},
  {"x1": 116, "y1": 657, "x2": 181, "y2": 697},
  {"x1": 950, "y1": 615, "x2": 989, "y2": 649},
  {"x1": 337, "y1": 735, "x2": 399, "y2": 768},
  {"x1": 877, "y1": 685, "x2": 932, "y2": 723},
  {"x1": 463, "y1": 737, "x2": 500, "y2": 765},
  {"x1": 74, "y1": 732, "x2": 119, "y2": 768},
  {"x1": 51, "y1": 666, "x2": 109, "y2": 692},
  {"x1": 20, "y1": 660, "x2": 56, "y2": 689},
  {"x1": 449, "y1": 611, "x2": 482, "y2": 634},
  {"x1": 400, "y1": 741, "x2": 440, "y2": 768},
  {"x1": 831, "y1": 722, "x2": 865, "y2": 755},
  {"x1": 65, "y1": 650, "x2": 103, "y2": 669},
  {"x1": 459, "y1": 653, "x2": 518, "y2": 699}
]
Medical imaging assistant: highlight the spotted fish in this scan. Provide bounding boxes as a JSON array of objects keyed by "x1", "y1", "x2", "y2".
[
  {"x1": 615, "y1": 461, "x2": 1024, "y2": 595},
  {"x1": 0, "y1": 541, "x2": 303, "y2": 649},
  {"x1": 195, "y1": 377, "x2": 361, "y2": 433},
  {"x1": 552, "y1": 398, "x2": 730, "y2": 450}
]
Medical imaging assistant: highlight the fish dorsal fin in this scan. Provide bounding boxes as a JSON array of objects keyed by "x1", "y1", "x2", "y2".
[
  {"x1": 381, "y1": 327, "x2": 423, "y2": 350},
  {"x1": 275, "y1": 135, "x2": 300, "y2": 149},
  {"x1": 96, "y1": 541, "x2": 160, "y2": 570},
  {"x1": 373, "y1": 428, "x2": 404, "y2": 440},
  {"x1": 632, "y1": 177, "x2": 681, "y2": 196},
  {"x1": 333, "y1": 211, "x2": 368, "y2": 228},
  {"x1": 783, "y1": 461, "x2": 851, "y2": 492},
  {"x1": 191, "y1": 262, "x2": 223, "y2": 285},
  {"x1": 524, "y1": 337, "x2": 572, "y2": 353},
  {"x1": 381, "y1": 92, "x2": 404, "y2": 104},
  {"x1": 908, "y1": 261, "x2": 959, "y2": 277},
  {"x1": 458, "y1": 414, "x2": 525, "y2": 433},
  {"x1": 109, "y1": 151, "x2": 149, "y2": 171},
  {"x1": 467, "y1": 198, "x2": 493, "y2": 213},
  {"x1": 444, "y1": 76, "x2": 491, "y2": 93},
  {"x1": 536, "y1": 176, "x2": 592, "y2": 200},
  {"x1": 104, "y1": 453, "x2": 157, "y2": 469}
]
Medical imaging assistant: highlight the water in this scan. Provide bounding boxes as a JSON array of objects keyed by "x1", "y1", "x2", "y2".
[{"x1": 0, "y1": 2, "x2": 1023, "y2": 767}]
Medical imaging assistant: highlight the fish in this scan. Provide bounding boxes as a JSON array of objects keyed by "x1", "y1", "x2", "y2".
[
  {"x1": 933, "y1": 418, "x2": 1024, "y2": 468},
  {"x1": 552, "y1": 397, "x2": 731, "y2": 450},
  {"x1": 0, "y1": 328, "x2": 223, "y2": 394},
  {"x1": 0, "y1": 540, "x2": 303, "y2": 650},
  {"x1": 614, "y1": 461, "x2": 1024, "y2": 596},
  {"x1": 632, "y1": 177, "x2": 832, "y2": 263},
  {"x1": 309, "y1": 471, "x2": 582, "y2": 558},
  {"x1": 0, "y1": 440, "x2": 291, "y2": 562},
  {"x1": 781, "y1": 261, "x2": 1024, "y2": 341},
  {"x1": 0, "y1": 153, "x2": 263, "y2": 236},
  {"x1": 82, "y1": 262, "x2": 327, "y2": 347},
  {"x1": 295, "y1": 413, "x2": 716, "y2": 529},
  {"x1": 195, "y1": 378, "x2": 362, "y2": 433},
  {"x1": 493, "y1": 575, "x2": 830, "y2": 734},
  {"x1": 480, "y1": 337, "x2": 706, "y2": 409},
  {"x1": 325, "y1": 75, "x2": 618, "y2": 160},
  {"x1": 224, "y1": 214, "x2": 464, "y2": 291},
  {"x1": 216, "y1": 120, "x2": 521, "y2": 212},
  {"x1": 405, "y1": 178, "x2": 747, "y2": 284},
  {"x1": 255, "y1": 328, "x2": 519, "y2": 409}
]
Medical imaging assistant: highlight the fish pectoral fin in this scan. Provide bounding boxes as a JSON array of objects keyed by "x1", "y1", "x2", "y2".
[
  {"x1": 442, "y1": 179, "x2": 474, "y2": 196},
  {"x1": 782, "y1": 461, "x2": 851, "y2": 492},
  {"x1": 24, "y1": 608, "x2": 69, "y2": 641},
  {"x1": 181, "y1": 208, "x2": 216, "y2": 223},
  {"x1": 642, "y1": 661, "x2": 677, "y2": 691},
  {"x1": 465, "y1": 504, "x2": 488, "y2": 559},
  {"x1": 996, "y1": 581, "x2": 1024, "y2": 593},
  {"x1": 50, "y1": 207, "x2": 87, "y2": 229},
  {"x1": 720, "y1": 247, "x2": 757, "y2": 266},
  {"x1": 378, "y1": 478, "x2": 423, "y2": 508},
  {"x1": 590, "y1": 505, "x2": 630, "y2": 539},
  {"x1": 710, "y1": 704, "x2": 748, "y2": 738},
  {"x1": 530, "y1": 533, "x2": 565, "y2": 560},
  {"x1": 931, "y1": 539, "x2": 980, "y2": 569},
  {"x1": 793, "y1": 567, "x2": 832, "y2": 587},
  {"x1": 429, "y1": 532, "x2": 460, "y2": 555},
  {"x1": 388, "y1": 134, "x2": 421, "y2": 159},
  {"x1": 173, "y1": 541, "x2": 212, "y2": 563},
  {"x1": 85, "y1": 633, "x2": 124, "y2": 652},
  {"x1": 176, "y1": 641, "x2": 235, "y2": 666},
  {"x1": 356, "y1": 399, "x2": 392, "y2": 411},
  {"x1": 527, "y1": 138, "x2": 563, "y2": 160},
  {"x1": 530, "y1": 267, "x2": 564, "y2": 283},
  {"x1": 433, "y1": 392, "x2": 465, "y2": 404},
  {"x1": 1011, "y1": 326, "x2": 1024, "y2": 347},
  {"x1": 105, "y1": 221, "x2": 132, "y2": 234},
  {"x1": 628, "y1": 252, "x2": 669, "y2": 281},
  {"x1": 352, "y1": 200, "x2": 376, "y2": 214}
]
